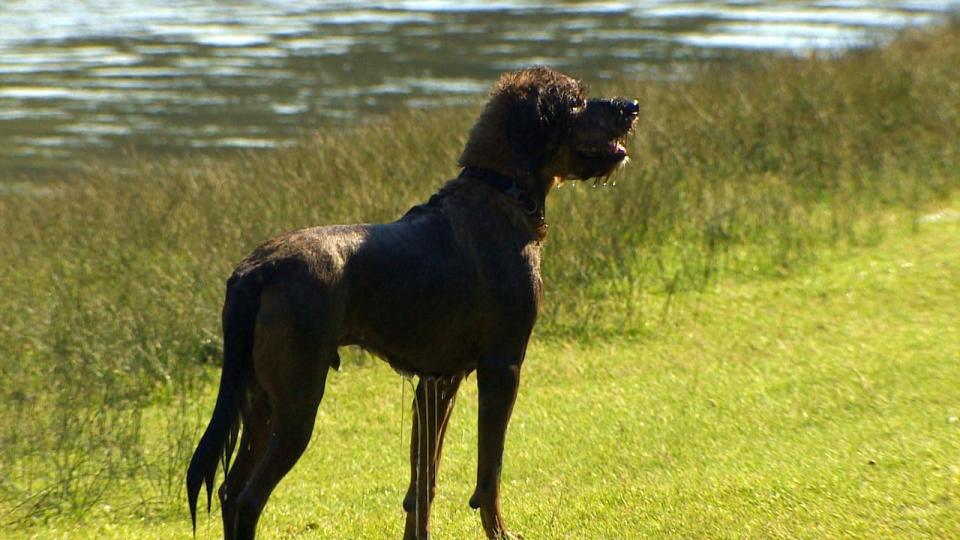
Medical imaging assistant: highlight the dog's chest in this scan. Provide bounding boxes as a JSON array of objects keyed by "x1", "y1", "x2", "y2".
[{"x1": 487, "y1": 242, "x2": 543, "y2": 311}]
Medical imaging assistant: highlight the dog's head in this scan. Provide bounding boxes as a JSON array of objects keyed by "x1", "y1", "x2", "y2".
[{"x1": 459, "y1": 66, "x2": 638, "y2": 186}]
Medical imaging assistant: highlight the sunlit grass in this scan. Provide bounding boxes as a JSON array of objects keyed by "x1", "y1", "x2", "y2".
[
  {"x1": 8, "y1": 204, "x2": 959, "y2": 539},
  {"x1": 1, "y1": 20, "x2": 959, "y2": 536}
]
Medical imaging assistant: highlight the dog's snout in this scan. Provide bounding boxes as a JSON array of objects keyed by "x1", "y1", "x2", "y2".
[
  {"x1": 613, "y1": 97, "x2": 639, "y2": 118},
  {"x1": 584, "y1": 97, "x2": 640, "y2": 123}
]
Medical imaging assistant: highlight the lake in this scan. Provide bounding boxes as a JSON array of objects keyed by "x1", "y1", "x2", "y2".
[{"x1": 1, "y1": 0, "x2": 958, "y2": 179}]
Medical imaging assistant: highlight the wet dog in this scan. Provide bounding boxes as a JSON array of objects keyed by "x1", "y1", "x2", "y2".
[{"x1": 187, "y1": 66, "x2": 638, "y2": 539}]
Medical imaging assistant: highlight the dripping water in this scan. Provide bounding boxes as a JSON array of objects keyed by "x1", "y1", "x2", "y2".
[
  {"x1": 415, "y1": 378, "x2": 423, "y2": 537},
  {"x1": 398, "y1": 373, "x2": 462, "y2": 539}
]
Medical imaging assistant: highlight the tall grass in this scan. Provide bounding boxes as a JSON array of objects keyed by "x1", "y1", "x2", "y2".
[{"x1": 1, "y1": 21, "x2": 959, "y2": 527}]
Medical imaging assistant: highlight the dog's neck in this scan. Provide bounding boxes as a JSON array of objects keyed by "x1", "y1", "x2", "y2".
[{"x1": 459, "y1": 166, "x2": 549, "y2": 238}]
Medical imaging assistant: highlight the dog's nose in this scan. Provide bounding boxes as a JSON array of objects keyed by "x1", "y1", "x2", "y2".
[{"x1": 623, "y1": 99, "x2": 639, "y2": 117}]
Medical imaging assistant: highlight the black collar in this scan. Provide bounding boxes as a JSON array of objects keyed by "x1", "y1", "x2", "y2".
[{"x1": 458, "y1": 166, "x2": 544, "y2": 227}]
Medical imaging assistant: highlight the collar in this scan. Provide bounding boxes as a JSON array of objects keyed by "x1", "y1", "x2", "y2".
[{"x1": 458, "y1": 166, "x2": 545, "y2": 230}]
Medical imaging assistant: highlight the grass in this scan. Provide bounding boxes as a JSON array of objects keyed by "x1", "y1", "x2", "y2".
[
  {"x1": 1, "y1": 19, "x2": 960, "y2": 538},
  {"x1": 8, "y1": 200, "x2": 959, "y2": 539}
]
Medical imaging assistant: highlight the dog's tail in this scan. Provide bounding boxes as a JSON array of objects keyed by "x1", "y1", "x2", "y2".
[{"x1": 186, "y1": 270, "x2": 262, "y2": 533}]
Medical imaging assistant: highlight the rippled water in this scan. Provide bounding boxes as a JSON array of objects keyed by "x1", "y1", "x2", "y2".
[{"x1": 1, "y1": 1, "x2": 957, "y2": 178}]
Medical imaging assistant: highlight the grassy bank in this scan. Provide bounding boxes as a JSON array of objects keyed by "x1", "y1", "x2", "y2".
[
  {"x1": 1, "y1": 20, "x2": 960, "y2": 534},
  {"x1": 10, "y1": 195, "x2": 960, "y2": 539}
]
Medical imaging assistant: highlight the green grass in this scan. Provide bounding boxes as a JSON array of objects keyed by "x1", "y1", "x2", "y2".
[
  {"x1": 1, "y1": 19, "x2": 960, "y2": 538},
  {"x1": 9, "y1": 201, "x2": 959, "y2": 539}
]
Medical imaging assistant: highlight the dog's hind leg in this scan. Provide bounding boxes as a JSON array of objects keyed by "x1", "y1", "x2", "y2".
[
  {"x1": 431, "y1": 375, "x2": 463, "y2": 487},
  {"x1": 232, "y1": 284, "x2": 336, "y2": 540},
  {"x1": 403, "y1": 374, "x2": 463, "y2": 540},
  {"x1": 470, "y1": 356, "x2": 522, "y2": 540},
  {"x1": 219, "y1": 385, "x2": 270, "y2": 539}
]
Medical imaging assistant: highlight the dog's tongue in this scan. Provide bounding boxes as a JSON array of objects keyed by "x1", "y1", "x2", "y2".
[{"x1": 610, "y1": 142, "x2": 627, "y2": 155}]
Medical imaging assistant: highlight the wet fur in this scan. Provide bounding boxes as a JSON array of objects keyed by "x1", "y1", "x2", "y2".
[{"x1": 186, "y1": 66, "x2": 637, "y2": 540}]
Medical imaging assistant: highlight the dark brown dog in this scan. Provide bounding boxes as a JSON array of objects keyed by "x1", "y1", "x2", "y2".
[{"x1": 187, "y1": 66, "x2": 638, "y2": 540}]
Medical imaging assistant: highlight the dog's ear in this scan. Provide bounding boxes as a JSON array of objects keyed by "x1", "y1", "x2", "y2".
[
  {"x1": 505, "y1": 88, "x2": 555, "y2": 175},
  {"x1": 459, "y1": 68, "x2": 583, "y2": 175}
]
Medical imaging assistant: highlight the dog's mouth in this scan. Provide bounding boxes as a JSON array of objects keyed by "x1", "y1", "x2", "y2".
[
  {"x1": 578, "y1": 140, "x2": 628, "y2": 160},
  {"x1": 573, "y1": 137, "x2": 630, "y2": 179}
]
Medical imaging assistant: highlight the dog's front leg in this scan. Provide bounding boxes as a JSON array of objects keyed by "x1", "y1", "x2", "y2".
[{"x1": 470, "y1": 355, "x2": 522, "y2": 539}]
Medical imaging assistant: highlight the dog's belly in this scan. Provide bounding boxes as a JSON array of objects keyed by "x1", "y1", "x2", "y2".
[
  {"x1": 341, "y1": 281, "x2": 485, "y2": 376},
  {"x1": 351, "y1": 331, "x2": 481, "y2": 378}
]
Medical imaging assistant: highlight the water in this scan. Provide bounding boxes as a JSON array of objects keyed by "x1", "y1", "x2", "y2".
[{"x1": 1, "y1": 1, "x2": 957, "y2": 179}]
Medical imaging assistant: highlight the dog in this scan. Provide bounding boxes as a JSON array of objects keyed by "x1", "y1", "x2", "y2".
[{"x1": 186, "y1": 66, "x2": 638, "y2": 540}]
